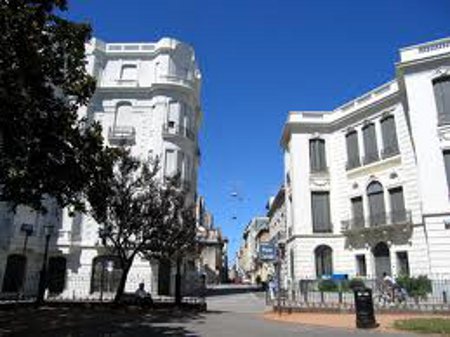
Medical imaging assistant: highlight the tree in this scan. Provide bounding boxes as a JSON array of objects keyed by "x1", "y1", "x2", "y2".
[
  {"x1": 0, "y1": 0, "x2": 114, "y2": 212},
  {"x1": 86, "y1": 149, "x2": 166, "y2": 302},
  {"x1": 145, "y1": 177, "x2": 197, "y2": 305}
]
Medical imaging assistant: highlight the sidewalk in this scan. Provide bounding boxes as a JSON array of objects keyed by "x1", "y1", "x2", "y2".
[{"x1": 263, "y1": 311, "x2": 450, "y2": 332}]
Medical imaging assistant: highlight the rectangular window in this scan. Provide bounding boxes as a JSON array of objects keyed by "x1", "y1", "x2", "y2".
[
  {"x1": 167, "y1": 101, "x2": 180, "y2": 131},
  {"x1": 362, "y1": 123, "x2": 379, "y2": 165},
  {"x1": 164, "y1": 150, "x2": 177, "y2": 177},
  {"x1": 396, "y1": 251, "x2": 410, "y2": 276},
  {"x1": 311, "y1": 191, "x2": 332, "y2": 233},
  {"x1": 290, "y1": 249, "x2": 295, "y2": 280},
  {"x1": 351, "y1": 196, "x2": 365, "y2": 229},
  {"x1": 309, "y1": 139, "x2": 327, "y2": 173},
  {"x1": 356, "y1": 255, "x2": 367, "y2": 277},
  {"x1": 120, "y1": 64, "x2": 137, "y2": 81},
  {"x1": 389, "y1": 187, "x2": 406, "y2": 224},
  {"x1": 381, "y1": 116, "x2": 399, "y2": 158},
  {"x1": 434, "y1": 77, "x2": 450, "y2": 125},
  {"x1": 443, "y1": 151, "x2": 450, "y2": 193},
  {"x1": 346, "y1": 131, "x2": 360, "y2": 169}
]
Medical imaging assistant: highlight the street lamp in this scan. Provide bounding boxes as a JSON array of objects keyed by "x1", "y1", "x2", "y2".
[
  {"x1": 36, "y1": 224, "x2": 54, "y2": 305},
  {"x1": 20, "y1": 223, "x2": 34, "y2": 255}
]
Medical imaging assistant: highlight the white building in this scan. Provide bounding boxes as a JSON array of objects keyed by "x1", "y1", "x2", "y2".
[
  {"x1": 0, "y1": 37, "x2": 202, "y2": 298},
  {"x1": 281, "y1": 37, "x2": 450, "y2": 284}
]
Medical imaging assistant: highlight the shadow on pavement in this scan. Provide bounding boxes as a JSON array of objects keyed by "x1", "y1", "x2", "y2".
[{"x1": 0, "y1": 306, "x2": 219, "y2": 337}]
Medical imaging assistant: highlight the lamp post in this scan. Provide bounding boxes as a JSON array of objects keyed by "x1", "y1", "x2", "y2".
[
  {"x1": 36, "y1": 224, "x2": 54, "y2": 305},
  {"x1": 20, "y1": 223, "x2": 34, "y2": 255},
  {"x1": 277, "y1": 242, "x2": 285, "y2": 314}
]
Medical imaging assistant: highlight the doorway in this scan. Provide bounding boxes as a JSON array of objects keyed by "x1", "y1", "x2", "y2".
[{"x1": 372, "y1": 242, "x2": 391, "y2": 278}]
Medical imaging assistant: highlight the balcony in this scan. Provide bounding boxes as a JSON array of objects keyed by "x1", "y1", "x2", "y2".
[
  {"x1": 108, "y1": 126, "x2": 136, "y2": 145},
  {"x1": 381, "y1": 146, "x2": 400, "y2": 159},
  {"x1": 341, "y1": 209, "x2": 412, "y2": 233},
  {"x1": 156, "y1": 74, "x2": 197, "y2": 92},
  {"x1": 162, "y1": 124, "x2": 196, "y2": 142}
]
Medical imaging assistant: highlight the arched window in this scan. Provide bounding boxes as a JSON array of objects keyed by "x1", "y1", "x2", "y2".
[
  {"x1": 433, "y1": 76, "x2": 450, "y2": 125},
  {"x1": 367, "y1": 181, "x2": 386, "y2": 226},
  {"x1": 114, "y1": 102, "x2": 132, "y2": 129},
  {"x1": 309, "y1": 138, "x2": 327, "y2": 172},
  {"x1": 90, "y1": 256, "x2": 122, "y2": 293},
  {"x1": 48, "y1": 257, "x2": 67, "y2": 294},
  {"x1": 2, "y1": 254, "x2": 27, "y2": 292},
  {"x1": 315, "y1": 245, "x2": 333, "y2": 278}
]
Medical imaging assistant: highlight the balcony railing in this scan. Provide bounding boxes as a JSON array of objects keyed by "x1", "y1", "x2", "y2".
[
  {"x1": 162, "y1": 124, "x2": 196, "y2": 142},
  {"x1": 310, "y1": 166, "x2": 329, "y2": 174},
  {"x1": 381, "y1": 146, "x2": 400, "y2": 159},
  {"x1": 341, "y1": 209, "x2": 412, "y2": 232},
  {"x1": 108, "y1": 126, "x2": 136, "y2": 145}
]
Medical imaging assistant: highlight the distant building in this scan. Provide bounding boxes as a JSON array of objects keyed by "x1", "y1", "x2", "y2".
[{"x1": 281, "y1": 36, "x2": 450, "y2": 283}]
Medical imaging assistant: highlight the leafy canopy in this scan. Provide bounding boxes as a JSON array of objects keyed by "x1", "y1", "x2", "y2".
[{"x1": 0, "y1": 0, "x2": 115, "y2": 212}]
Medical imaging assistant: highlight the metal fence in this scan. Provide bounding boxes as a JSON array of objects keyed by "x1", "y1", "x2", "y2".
[
  {"x1": 0, "y1": 274, "x2": 205, "y2": 305},
  {"x1": 267, "y1": 277, "x2": 450, "y2": 312}
]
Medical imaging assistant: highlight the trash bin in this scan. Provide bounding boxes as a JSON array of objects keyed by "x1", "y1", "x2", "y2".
[{"x1": 354, "y1": 288, "x2": 378, "y2": 329}]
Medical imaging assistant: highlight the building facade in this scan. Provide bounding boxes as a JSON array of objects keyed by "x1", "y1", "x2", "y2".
[
  {"x1": 0, "y1": 37, "x2": 202, "y2": 298},
  {"x1": 281, "y1": 37, "x2": 450, "y2": 284}
]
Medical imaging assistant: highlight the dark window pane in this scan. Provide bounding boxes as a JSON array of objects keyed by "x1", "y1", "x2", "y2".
[
  {"x1": 351, "y1": 197, "x2": 365, "y2": 229},
  {"x1": 443, "y1": 151, "x2": 450, "y2": 192},
  {"x1": 48, "y1": 257, "x2": 67, "y2": 294},
  {"x1": 310, "y1": 139, "x2": 327, "y2": 172},
  {"x1": 381, "y1": 116, "x2": 399, "y2": 158},
  {"x1": 434, "y1": 77, "x2": 450, "y2": 125},
  {"x1": 2, "y1": 255, "x2": 26, "y2": 292},
  {"x1": 315, "y1": 245, "x2": 333, "y2": 277},
  {"x1": 346, "y1": 131, "x2": 360, "y2": 169},
  {"x1": 311, "y1": 192, "x2": 332, "y2": 233},
  {"x1": 389, "y1": 187, "x2": 406, "y2": 223},
  {"x1": 363, "y1": 124, "x2": 379, "y2": 164},
  {"x1": 367, "y1": 182, "x2": 386, "y2": 226}
]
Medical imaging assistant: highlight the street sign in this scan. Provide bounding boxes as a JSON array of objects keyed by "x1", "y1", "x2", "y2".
[{"x1": 259, "y1": 242, "x2": 276, "y2": 261}]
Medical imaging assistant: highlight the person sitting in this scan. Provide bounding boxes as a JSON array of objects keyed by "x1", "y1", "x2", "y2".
[{"x1": 135, "y1": 283, "x2": 153, "y2": 307}]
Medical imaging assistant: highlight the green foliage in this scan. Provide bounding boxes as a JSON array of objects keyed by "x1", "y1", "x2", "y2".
[
  {"x1": 394, "y1": 318, "x2": 450, "y2": 334},
  {"x1": 0, "y1": 0, "x2": 113, "y2": 212},
  {"x1": 348, "y1": 277, "x2": 366, "y2": 291},
  {"x1": 396, "y1": 275, "x2": 432, "y2": 299},
  {"x1": 318, "y1": 279, "x2": 338, "y2": 292}
]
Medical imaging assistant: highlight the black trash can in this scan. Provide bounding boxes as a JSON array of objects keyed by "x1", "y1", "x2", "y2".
[{"x1": 353, "y1": 288, "x2": 378, "y2": 329}]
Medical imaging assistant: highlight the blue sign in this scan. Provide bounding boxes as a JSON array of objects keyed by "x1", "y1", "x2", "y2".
[{"x1": 259, "y1": 243, "x2": 276, "y2": 261}]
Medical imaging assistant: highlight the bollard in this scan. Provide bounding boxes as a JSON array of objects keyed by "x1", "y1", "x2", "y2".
[
  {"x1": 339, "y1": 291, "x2": 343, "y2": 304},
  {"x1": 443, "y1": 291, "x2": 448, "y2": 304},
  {"x1": 303, "y1": 289, "x2": 308, "y2": 303},
  {"x1": 320, "y1": 291, "x2": 324, "y2": 303}
]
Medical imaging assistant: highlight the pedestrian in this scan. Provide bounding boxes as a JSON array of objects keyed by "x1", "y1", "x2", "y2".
[{"x1": 135, "y1": 282, "x2": 153, "y2": 308}]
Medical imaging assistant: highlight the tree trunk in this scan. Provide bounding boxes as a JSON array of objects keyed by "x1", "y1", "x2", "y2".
[
  {"x1": 175, "y1": 255, "x2": 182, "y2": 305},
  {"x1": 114, "y1": 261, "x2": 132, "y2": 303}
]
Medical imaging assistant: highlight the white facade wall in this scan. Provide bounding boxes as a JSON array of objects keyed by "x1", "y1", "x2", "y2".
[{"x1": 282, "y1": 37, "x2": 450, "y2": 284}]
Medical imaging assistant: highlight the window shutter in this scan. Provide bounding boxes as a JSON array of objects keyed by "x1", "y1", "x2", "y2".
[
  {"x1": 389, "y1": 187, "x2": 406, "y2": 223},
  {"x1": 363, "y1": 124, "x2": 379, "y2": 163},
  {"x1": 312, "y1": 192, "x2": 331, "y2": 232},
  {"x1": 351, "y1": 197, "x2": 364, "y2": 228},
  {"x1": 434, "y1": 77, "x2": 450, "y2": 125},
  {"x1": 310, "y1": 139, "x2": 326, "y2": 172},
  {"x1": 443, "y1": 151, "x2": 450, "y2": 190},
  {"x1": 381, "y1": 116, "x2": 399, "y2": 156},
  {"x1": 346, "y1": 131, "x2": 359, "y2": 168}
]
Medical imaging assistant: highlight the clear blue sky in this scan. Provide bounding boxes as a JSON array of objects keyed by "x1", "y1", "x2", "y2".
[{"x1": 68, "y1": 0, "x2": 450, "y2": 264}]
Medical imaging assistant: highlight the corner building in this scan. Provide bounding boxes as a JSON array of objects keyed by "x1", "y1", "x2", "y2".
[
  {"x1": 0, "y1": 37, "x2": 202, "y2": 298},
  {"x1": 281, "y1": 37, "x2": 450, "y2": 284}
]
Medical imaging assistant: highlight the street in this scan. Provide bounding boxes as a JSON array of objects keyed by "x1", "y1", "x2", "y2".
[{"x1": 0, "y1": 291, "x2": 417, "y2": 337}]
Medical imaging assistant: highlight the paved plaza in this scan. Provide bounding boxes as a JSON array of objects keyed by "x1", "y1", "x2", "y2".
[{"x1": 0, "y1": 291, "x2": 419, "y2": 337}]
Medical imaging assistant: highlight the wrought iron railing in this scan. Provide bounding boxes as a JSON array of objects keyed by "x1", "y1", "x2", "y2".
[
  {"x1": 341, "y1": 209, "x2": 412, "y2": 232},
  {"x1": 162, "y1": 124, "x2": 196, "y2": 142},
  {"x1": 107, "y1": 126, "x2": 136, "y2": 145}
]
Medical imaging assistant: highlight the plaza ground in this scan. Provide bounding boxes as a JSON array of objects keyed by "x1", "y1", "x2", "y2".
[{"x1": 0, "y1": 291, "x2": 438, "y2": 336}]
